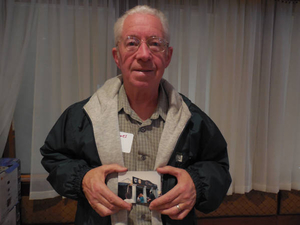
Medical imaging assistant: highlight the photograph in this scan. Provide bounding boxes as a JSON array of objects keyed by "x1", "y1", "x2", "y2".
[{"x1": 118, "y1": 171, "x2": 162, "y2": 205}]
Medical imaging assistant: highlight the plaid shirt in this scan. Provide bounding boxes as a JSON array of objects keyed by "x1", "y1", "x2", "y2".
[{"x1": 118, "y1": 84, "x2": 168, "y2": 225}]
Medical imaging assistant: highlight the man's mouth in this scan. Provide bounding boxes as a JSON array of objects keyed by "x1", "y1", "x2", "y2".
[{"x1": 134, "y1": 69, "x2": 154, "y2": 73}]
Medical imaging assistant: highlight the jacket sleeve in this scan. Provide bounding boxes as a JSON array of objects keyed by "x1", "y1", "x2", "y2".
[
  {"x1": 179, "y1": 97, "x2": 231, "y2": 214},
  {"x1": 185, "y1": 118, "x2": 231, "y2": 214},
  {"x1": 40, "y1": 101, "x2": 96, "y2": 200}
]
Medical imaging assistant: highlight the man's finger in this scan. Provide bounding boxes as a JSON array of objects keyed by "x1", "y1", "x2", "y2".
[
  {"x1": 150, "y1": 165, "x2": 196, "y2": 218},
  {"x1": 156, "y1": 166, "x2": 180, "y2": 176},
  {"x1": 101, "y1": 164, "x2": 128, "y2": 176},
  {"x1": 99, "y1": 188, "x2": 132, "y2": 211},
  {"x1": 82, "y1": 164, "x2": 132, "y2": 216},
  {"x1": 159, "y1": 203, "x2": 189, "y2": 220},
  {"x1": 149, "y1": 188, "x2": 180, "y2": 210},
  {"x1": 93, "y1": 201, "x2": 123, "y2": 217},
  {"x1": 84, "y1": 180, "x2": 131, "y2": 212}
]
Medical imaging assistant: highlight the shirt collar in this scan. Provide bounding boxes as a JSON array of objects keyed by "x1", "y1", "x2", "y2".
[{"x1": 118, "y1": 83, "x2": 168, "y2": 122}]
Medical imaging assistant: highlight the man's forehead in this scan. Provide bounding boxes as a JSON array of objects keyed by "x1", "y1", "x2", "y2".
[{"x1": 121, "y1": 13, "x2": 164, "y2": 38}]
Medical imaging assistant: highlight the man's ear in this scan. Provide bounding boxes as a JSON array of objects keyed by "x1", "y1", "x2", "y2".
[
  {"x1": 112, "y1": 47, "x2": 121, "y2": 68},
  {"x1": 165, "y1": 46, "x2": 173, "y2": 68}
]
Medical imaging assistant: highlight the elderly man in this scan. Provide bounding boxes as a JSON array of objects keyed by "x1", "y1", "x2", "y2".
[{"x1": 40, "y1": 5, "x2": 231, "y2": 225}]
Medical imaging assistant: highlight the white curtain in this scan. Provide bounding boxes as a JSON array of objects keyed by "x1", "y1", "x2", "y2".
[
  {"x1": 0, "y1": 0, "x2": 299, "y2": 199},
  {"x1": 11, "y1": 0, "x2": 119, "y2": 199},
  {"x1": 0, "y1": 0, "x2": 35, "y2": 157}
]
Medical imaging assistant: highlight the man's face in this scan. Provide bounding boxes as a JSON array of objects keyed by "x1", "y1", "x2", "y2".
[{"x1": 112, "y1": 13, "x2": 173, "y2": 91}]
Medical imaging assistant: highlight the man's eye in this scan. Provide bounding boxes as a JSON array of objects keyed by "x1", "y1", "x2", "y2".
[
  {"x1": 125, "y1": 39, "x2": 139, "y2": 47},
  {"x1": 149, "y1": 40, "x2": 161, "y2": 47}
]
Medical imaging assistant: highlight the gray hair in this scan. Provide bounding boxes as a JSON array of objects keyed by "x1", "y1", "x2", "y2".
[{"x1": 114, "y1": 5, "x2": 170, "y2": 46}]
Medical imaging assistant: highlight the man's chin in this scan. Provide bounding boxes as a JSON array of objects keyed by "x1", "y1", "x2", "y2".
[
  {"x1": 126, "y1": 79, "x2": 156, "y2": 91},
  {"x1": 131, "y1": 80, "x2": 152, "y2": 88},
  {"x1": 123, "y1": 71, "x2": 163, "y2": 90}
]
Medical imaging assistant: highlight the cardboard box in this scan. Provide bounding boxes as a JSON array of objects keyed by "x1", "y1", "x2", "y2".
[
  {"x1": 0, "y1": 206, "x2": 18, "y2": 225},
  {"x1": 0, "y1": 158, "x2": 20, "y2": 224}
]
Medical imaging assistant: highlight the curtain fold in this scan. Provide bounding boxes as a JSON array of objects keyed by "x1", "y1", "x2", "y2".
[
  {"x1": 1, "y1": 0, "x2": 298, "y2": 199},
  {"x1": 278, "y1": 1, "x2": 300, "y2": 191},
  {"x1": 0, "y1": 0, "x2": 36, "y2": 157}
]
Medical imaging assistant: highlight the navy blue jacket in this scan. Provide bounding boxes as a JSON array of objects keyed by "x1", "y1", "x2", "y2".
[{"x1": 40, "y1": 94, "x2": 231, "y2": 225}]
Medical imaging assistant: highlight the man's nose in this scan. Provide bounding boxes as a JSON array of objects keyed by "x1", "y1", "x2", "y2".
[{"x1": 136, "y1": 42, "x2": 152, "y2": 61}]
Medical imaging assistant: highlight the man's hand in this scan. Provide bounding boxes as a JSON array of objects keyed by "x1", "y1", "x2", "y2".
[
  {"x1": 82, "y1": 164, "x2": 132, "y2": 217},
  {"x1": 149, "y1": 166, "x2": 196, "y2": 220}
]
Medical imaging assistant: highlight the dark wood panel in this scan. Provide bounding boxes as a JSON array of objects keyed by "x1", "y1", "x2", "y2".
[
  {"x1": 198, "y1": 216, "x2": 277, "y2": 225},
  {"x1": 198, "y1": 215, "x2": 300, "y2": 225},
  {"x1": 278, "y1": 215, "x2": 300, "y2": 225}
]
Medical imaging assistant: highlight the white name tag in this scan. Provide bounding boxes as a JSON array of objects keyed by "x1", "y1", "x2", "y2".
[{"x1": 120, "y1": 132, "x2": 134, "y2": 153}]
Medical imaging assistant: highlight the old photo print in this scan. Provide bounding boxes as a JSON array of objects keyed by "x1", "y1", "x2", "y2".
[{"x1": 118, "y1": 171, "x2": 162, "y2": 205}]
